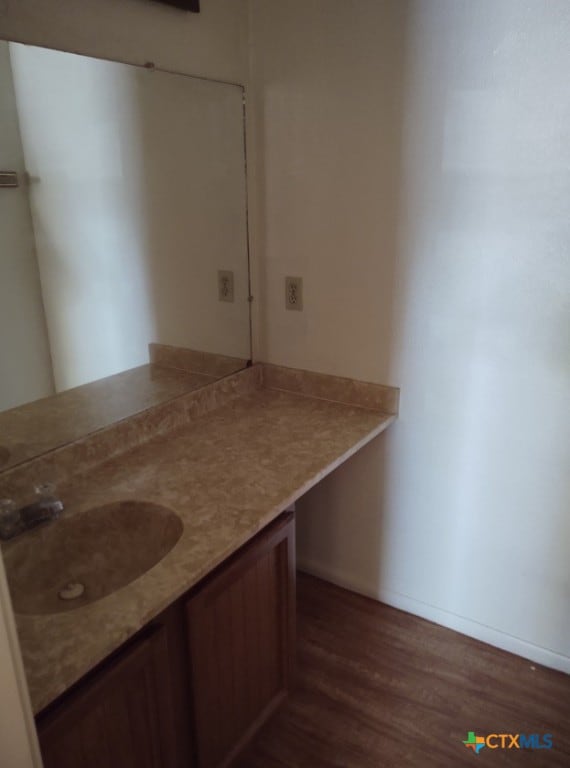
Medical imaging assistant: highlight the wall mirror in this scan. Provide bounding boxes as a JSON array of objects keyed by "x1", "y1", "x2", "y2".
[{"x1": 0, "y1": 41, "x2": 251, "y2": 470}]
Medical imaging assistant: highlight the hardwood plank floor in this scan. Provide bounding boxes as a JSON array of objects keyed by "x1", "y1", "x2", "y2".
[{"x1": 238, "y1": 573, "x2": 570, "y2": 767}]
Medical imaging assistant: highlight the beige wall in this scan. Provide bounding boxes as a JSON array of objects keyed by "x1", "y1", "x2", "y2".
[
  {"x1": 252, "y1": 0, "x2": 570, "y2": 672},
  {"x1": 249, "y1": 0, "x2": 404, "y2": 382},
  {"x1": 0, "y1": 0, "x2": 248, "y2": 84}
]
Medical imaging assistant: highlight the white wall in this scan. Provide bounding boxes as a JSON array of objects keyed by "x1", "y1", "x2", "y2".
[
  {"x1": 10, "y1": 44, "x2": 249, "y2": 391},
  {"x1": 0, "y1": 41, "x2": 54, "y2": 410},
  {"x1": 252, "y1": 0, "x2": 570, "y2": 672}
]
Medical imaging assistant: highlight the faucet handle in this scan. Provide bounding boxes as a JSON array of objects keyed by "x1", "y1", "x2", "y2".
[{"x1": 33, "y1": 482, "x2": 64, "y2": 517}]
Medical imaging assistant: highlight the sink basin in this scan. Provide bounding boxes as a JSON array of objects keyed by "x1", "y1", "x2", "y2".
[
  {"x1": 0, "y1": 446, "x2": 10, "y2": 468},
  {"x1": 3, "y1": 501, "x2": 183, "y2": 615}
]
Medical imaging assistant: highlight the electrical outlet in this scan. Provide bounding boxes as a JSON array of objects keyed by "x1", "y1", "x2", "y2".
[
  {"x1": 218, "y1": 270, "x2": 234, "y2": 302},
  {"x1": 285, "y1": 276, "x2": 303, "y2": 311}
]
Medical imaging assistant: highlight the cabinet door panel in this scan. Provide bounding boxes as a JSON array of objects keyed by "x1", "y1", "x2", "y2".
[
  {"x1": 37, "y1": 624, "x2": 178, "y2": 768},
  {"x1": 187, "y1": 512, "x2": 295, "y2": 768}
]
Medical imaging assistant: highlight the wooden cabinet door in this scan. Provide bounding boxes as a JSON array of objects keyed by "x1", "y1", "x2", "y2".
[
  {"x1": 37, "y1": 623, "x2": 180, "y2": 768},
  {"x1": 186, "y1": 512, "x2": 295, "y2": 768}
]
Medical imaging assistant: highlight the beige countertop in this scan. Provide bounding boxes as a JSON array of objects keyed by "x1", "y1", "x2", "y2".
[{"x1": 1, "y1": 366, "x2": 397, "y2": 714}]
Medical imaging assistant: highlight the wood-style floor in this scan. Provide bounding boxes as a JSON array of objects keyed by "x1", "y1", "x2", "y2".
[{"x1": 239, "y1": 573, "x2": 570, "y2": 767}]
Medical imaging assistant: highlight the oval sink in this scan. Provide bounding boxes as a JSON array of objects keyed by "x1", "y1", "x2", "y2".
[
  {"x1": 0, "y1": 446, "x2": 10, "y2": 468},
  {"x1": 3, "y1": 501, "x2": 183, "y2": 615}
]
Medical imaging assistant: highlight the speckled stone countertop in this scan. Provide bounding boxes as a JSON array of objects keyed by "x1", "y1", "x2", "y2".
[{"x1": 2, "y1": 365, "x2": 397, "y2": 714}]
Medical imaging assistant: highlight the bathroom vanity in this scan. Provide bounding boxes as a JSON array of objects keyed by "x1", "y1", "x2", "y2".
[
  {"x1": 36, "y1": 512, "x2": 295, "y2": 768},
  {"x1": 1, "y1": 363, "x2": 398, "y2": 768}
]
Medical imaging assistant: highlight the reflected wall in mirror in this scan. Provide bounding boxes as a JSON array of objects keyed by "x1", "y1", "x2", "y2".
[{"x1": 0, "y1": 41, "x2": 251, "y2": 470}]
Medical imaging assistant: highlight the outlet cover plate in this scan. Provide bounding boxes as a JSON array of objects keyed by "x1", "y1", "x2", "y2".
[
  {"x1": 285, "y1": 276, "x2": 303, "y2": 311},
  {"x1": 218, "y1": 270, "x2": 234, "y2": 302}
]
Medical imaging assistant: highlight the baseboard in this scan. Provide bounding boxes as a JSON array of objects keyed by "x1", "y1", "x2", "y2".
[{"x1": 297, "y1": 557, "x2": 570, "y2": 675}]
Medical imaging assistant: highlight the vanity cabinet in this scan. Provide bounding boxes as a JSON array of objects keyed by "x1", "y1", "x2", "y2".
[
  {"x1": 186, "y1": 511, "x2": 296, "y2": 768},
  {"x1": 35, "y1": 512, "x2": 295, "y2": 768},
  {"x1": 37, "y1": 620, "x2": 184, "y2": 768}
]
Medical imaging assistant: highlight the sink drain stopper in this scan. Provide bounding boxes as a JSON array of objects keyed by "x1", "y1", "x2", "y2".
[{"x1": 58, "y1": 582, "x2": 85, "y2": 601}]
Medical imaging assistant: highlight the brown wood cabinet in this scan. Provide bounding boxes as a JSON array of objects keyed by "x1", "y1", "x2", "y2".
[
  {"x1": 37, "y1": 622, "x2": 182, "y2": 768},
  {"x1": 186, "y1": 511, "x2": 295, "y2": 768},
  {"x1": 36, "y1": 512, "x2": 295, "y2": 768}
]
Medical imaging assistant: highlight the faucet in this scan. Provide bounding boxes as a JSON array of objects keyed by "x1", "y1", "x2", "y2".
[{"x1": 0, "y1": 483, "x2": 64, "y2": 541}]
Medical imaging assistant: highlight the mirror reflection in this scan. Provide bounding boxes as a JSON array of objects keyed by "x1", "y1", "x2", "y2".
[{"x1": 0, "y1": 42, "x2": 251, "y2": 469}]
